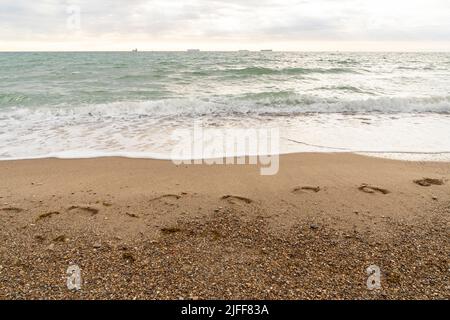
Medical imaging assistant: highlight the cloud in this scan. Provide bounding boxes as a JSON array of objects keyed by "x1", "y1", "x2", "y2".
[{"x1": 0, "y1": 0, "x2": 449, "y2": 49}]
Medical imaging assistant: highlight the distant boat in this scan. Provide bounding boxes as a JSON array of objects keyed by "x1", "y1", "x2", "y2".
[
  {"x1": 238, "y1": 50, "x2": 250, "y2": 52},
  {"x1": 132, "y1": 48, "x2": 138, "y2": 52},
  {"x1": 187, "y1": 49, "x2": 200, "y2": 52},
  {"x1": 260, "y1": 49, "x2": 273, "y2": 52}
]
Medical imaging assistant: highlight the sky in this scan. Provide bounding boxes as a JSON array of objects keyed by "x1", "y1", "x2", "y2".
[{"x1": 1, "y1": 0, "x2": 450, "y2": 51}]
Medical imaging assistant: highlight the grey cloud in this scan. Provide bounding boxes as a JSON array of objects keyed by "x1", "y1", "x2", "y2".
[{"x1": 0, "y1": 0, "x2": 449, "y2": 42}]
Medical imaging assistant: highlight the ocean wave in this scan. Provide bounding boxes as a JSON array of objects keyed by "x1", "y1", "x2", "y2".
[
  {"x1": 1, "y1": 95, "x2": 449, "y2": 122},
  {"x1": 222, "y1": 66, "x2": 358, "y2": 77},
  {"x1": 315, "y1": 86, "x2": 376, "y2": 95},
  {"x1": 0, "y1": 93, "x2": 30, "y2": 104},
  {"x1": 233, "y1": 94, "x2": 450, "y2": 114},
  {"x1": 116, "y1": 74, "x2": 151, "y2": 80},
  {"x1": 179, "y1": 66, "x2": 359, "y2": 78}
]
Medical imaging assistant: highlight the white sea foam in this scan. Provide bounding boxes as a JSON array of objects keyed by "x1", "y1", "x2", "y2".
[{"x1": 1, "y1": 104, "x2": 449, "y2": 161}]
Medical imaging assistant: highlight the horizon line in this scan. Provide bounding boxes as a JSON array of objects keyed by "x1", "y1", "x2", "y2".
[{"x1": 1, "y1": 49, "x2": 450, "y2": 53}]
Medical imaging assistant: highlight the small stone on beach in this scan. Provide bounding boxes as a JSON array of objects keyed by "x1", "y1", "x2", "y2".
[{"x1": 93, "y1": 242, "x2": 102, "y2": 249}]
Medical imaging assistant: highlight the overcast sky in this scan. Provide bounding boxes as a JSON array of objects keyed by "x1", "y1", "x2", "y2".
[{"x1": 1, "y1": 0, "x2": 450, "y2": 51}]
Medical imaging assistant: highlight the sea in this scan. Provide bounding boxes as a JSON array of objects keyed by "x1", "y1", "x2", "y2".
[{"x1": 1, "y1": 51, "x2": 450, "y2": 161}]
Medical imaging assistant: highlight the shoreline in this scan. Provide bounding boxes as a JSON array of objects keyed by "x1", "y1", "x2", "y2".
[
  {"x1": 2, "y1": 149, "x2": 450, "y2": 163},
  {"x1": 0, "y1": 153, "x2": 449, "y2": 299}
]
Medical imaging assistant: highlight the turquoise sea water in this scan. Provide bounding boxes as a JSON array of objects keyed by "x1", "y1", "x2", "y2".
[{"x1": 1, "y1": 51, "x2": 450, "y2": 160}]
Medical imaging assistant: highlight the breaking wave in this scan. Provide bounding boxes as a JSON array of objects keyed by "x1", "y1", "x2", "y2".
[
  {"x1": 1, "y1": 95, "x2": 449, "y2": 123},
  {"x1": 222, "y1": 66, "x2": 359, "y2": 77}
]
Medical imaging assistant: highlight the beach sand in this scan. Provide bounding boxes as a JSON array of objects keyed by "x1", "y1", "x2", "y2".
[{"x1": 0, "y1": 153, "x2": 449, "y2": 299}]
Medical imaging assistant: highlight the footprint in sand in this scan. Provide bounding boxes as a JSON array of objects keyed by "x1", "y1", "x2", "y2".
[
  {"x1": 1, "y1": 207, "x2": 23, "y2": 213},
  {"x1": 221, "y1": 195, "x2": 253, "y2": 204},
  {"x1": 358, "y1": 184, "x2": 390, "y2": 195},
  {"x1": 413, "y1": 178, "x2": 444, "y2": 187},
  {"x1": 36, "y1": 211, "x2": 60, "y2": 221},
  {"x1": 149, "y1": 194, "x2": 182, "y2": 202},
  {"x1": 148, "y1": 193, "x2": 188, "y2": 207},
  {"x1": 292, "y1": 186, "x2": 321, "y2": 194},
  {"x1": 67, "y1": 205, "x2": 99, "y2": 216}
]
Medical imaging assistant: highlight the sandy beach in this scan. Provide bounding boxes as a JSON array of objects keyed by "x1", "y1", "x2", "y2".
[{"x1": 0, "y1": 153, "x2": 448, "y2": 299}]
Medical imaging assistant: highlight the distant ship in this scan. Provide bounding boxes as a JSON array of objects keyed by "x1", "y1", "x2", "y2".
[
  {"x1": 132, "y1": 48, "x2": 138, "y2": 52},
  {"x1": 238, "y1": 50, "x2": 250, "y2": 52},
  {"x1": 260, "y1": 49, "x2": 273, "y2": 52},
  {"x1": 187, "y1": 49, "x2": 200, "y2": 52}
]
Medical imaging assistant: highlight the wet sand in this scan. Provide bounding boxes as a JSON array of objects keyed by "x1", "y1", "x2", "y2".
[{"x1": 0, "y1": 153, "x2": 449, "y2": 299}]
